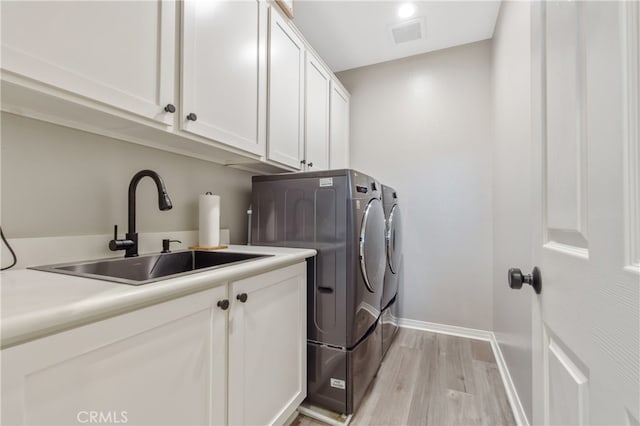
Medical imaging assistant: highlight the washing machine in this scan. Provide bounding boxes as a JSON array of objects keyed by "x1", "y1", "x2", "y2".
[
  {"x1": 250, "y1": 169, "x2": 386, "y2": 414},
  {"x1": 381, "y1": 184, "x2": 402, "y2": 358}
]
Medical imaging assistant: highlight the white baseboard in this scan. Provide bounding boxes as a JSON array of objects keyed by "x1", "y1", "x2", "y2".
[
  {"x1": 398, "y1": 318, "x2": 529, "y2": 426},
  {"x1": 398, "y1": 318, "x2": 493, "y2": 341},
  {"x1": 488, "y1": 333, "x2": 530, "y2": 426}
]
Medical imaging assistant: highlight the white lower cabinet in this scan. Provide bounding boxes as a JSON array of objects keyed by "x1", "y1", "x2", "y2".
[
  {"x1": 229, "y1": 264, "x2": 307, "y2": 425},
  {"x1": 1, "y1": 285, "x2": 228, "y2": 426},
  {"x1": 1, "y1": 262, "x2": 307, "y2": 426}
]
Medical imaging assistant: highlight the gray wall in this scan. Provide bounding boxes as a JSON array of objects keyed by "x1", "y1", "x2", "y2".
[
  {"x1": 1, "y1": 113, "x2": 253, "y2": 243},
  {"x1": 337, "y1": 41, "x2": 494, "y2": 330},
  {"x1": 491, "y1": 1, "x2": 533, "y2": 421}
]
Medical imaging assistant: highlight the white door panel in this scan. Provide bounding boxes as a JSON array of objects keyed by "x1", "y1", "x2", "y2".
[
  {"x1": 330, "y1": 82, "x2": 350, "y2": 169},
  {"x1": 228, "y1": 263, "x2": 306, "y2": 426},
  {"x1": 547, "y1": 338, "x2": 588, "y2": 426},
  {"x1": 267, "y1": 8, "x2": 305, "y2": 169},
  {"x1": 305, "y1": 54, "x2": 330, "y2": 171},
  {"x1": 181, "y1": 0, "x2": 266, "y2": 155},
  {"x1": 1, "y1": 1, "x2": 176, "y2": 125},
  {"x1": 531, "y1": 2, "x2": 640, "y2": 425},
  {"x1": 544, "y1": 0, "x2": 588, "y2": 244},
  {"x1": 624, "y1": 0, "x2": 640, "y2": 274},
  {"x1": 1, "y1": 287, "x2": 228, "y2": 426}
]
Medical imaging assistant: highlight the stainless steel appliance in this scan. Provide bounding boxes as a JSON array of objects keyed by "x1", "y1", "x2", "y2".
[
  {"x1": 381, "y1": 185, "x2": 402, "y2": 357},
  {"x1": 251, "y1": 169, "x2": 386, "y2": 414}
]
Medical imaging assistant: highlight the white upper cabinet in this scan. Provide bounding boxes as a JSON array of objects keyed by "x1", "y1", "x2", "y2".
[
  {"x1": 304, "y1": 53, "x2": 331, "y2": 171},
  {"x1": 0, "y1": 1, "x2": 348, "y2": 172},
  {"x1": 267, "y1": 7, "x2": 305, "y2": 170},
  {"x1": 329, "y1": 81, "x2": 350, "y2": 169},
  {"x1": 181, "y1": 0, "x2": 267, "y2": 156},
  {"x1": 0, "y1": 0, "x2": 176, "y2": 125}
]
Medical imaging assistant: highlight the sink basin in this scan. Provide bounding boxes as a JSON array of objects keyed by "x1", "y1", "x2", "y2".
[{"x1": 31, "y1": 251, "x2": 271, "y2": 285}]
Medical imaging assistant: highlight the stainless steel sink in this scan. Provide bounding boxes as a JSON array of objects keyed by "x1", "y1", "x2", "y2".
[{"x1": 31, "y1": 251, "x2": 271, "y2": 285}]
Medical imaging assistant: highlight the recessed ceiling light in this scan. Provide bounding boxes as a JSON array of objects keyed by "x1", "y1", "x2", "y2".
[{"x1": 398, "y1": 3, "x2": 416, "y2": 19}]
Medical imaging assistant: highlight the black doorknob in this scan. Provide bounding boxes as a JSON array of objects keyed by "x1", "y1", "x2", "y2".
[
  {"x1": 186, "y1": 112, "x2": 198, "y2": 121},
  {"x1": 217, "y1": 299, "x2": 229, "y2": 310},
  {"x1": 236, "y1": 293, "x2": 248, "y2": 303},
  {"x1": 164, "y1": 103, "x2": 176, "y2": 113},
  {"x1": 508, "y1": 267, "x2": 542, "y2": 294}
]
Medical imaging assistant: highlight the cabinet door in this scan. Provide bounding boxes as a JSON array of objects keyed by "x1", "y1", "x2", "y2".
[
  {"x1": 229, "y1": 263, "x2": 307, "y2": 425},
  {"x1": 305, "y1": 53, "x2": 331, "y2": 171},
  {"x1": 330, "y1": 81, "x2": 350, "y2": 169},
  {"x1": 1, "y1": 286, "x2": 228, "y2": 426},
  {"x1": 0, "y1": 1, "x2": 176, "y2": 125},
  {"x1": 181, "y1": 0, "x2": 267, "y2": 156},
  {"x1": 267, "y1": 7, "x2": 305, "y2": 170}
]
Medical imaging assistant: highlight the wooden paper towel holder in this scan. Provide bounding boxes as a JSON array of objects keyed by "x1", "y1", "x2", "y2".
[{"x1": 188, "y1": 245, "x2": 229, "y2": 251}]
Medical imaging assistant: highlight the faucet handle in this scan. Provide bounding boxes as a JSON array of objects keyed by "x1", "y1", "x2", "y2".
[
  {"x1": 162, "y1": 239, "x2": 182, "y2": 253},
  {"x1": 109, "y1": 224, "x2": 135, "y2": 252}
]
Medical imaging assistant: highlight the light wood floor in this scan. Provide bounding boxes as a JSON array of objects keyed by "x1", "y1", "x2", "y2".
[{"x1": 293, "y1": 328, "x2": 516, "y2": 426}]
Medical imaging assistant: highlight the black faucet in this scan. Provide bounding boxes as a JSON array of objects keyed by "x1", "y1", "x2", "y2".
[{"x1": 109, "y1": 170, "x2": 173, "y2": 257}]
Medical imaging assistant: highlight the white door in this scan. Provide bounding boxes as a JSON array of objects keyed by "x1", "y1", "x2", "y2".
[
  {"x1": 228, "y1": 263, "x2": 306, "y2": 426},
  {"x1": 330, "y1": 81, "x2": 350, "y2": 169},
  {"x1": 0, "y1": 0, "x2": 176, "y2": 125},
  {"x1": 529, "y1": 1, "x2": 640, "y2": 424},
  {"x1": 181, "y1": 0, "x2": 267, "y2": 156},
  {"x1": 304, "y1": 53, "x2": 330, "y2": 171},
  {"x1": 267, "y1": 7, "x2": 305, "y2": 170}
]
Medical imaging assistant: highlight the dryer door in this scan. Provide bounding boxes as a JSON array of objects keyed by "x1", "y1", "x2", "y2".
[
  {"x1": 359, "y1": 198, "x2": 386, "y2": 293},
  {"x1": 386, "y1": 204, "x2": 402, "y2": 274}
]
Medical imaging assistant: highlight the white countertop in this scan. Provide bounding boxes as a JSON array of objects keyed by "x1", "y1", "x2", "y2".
[{"x1": 1, "y1": 245, "x2": 315, "y2": 349}]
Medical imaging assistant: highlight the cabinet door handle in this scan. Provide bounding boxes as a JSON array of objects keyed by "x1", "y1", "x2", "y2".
[
  {"x1": 236, "y1": 293, "x2": 248, "y2": 303},
  {"x1": 164, "y1": 103, "x2": 176, "y2": 113},
  {"x1": 217, "y1": 299, "x2": 230, "y2": 310},
  {"x1": 300, "y1": 159, "x2": 306, "y2": 165},
  {"x1": 186, "y1": 112, "x2": 198, "y2": 121},
  {"x1": 308, "y1": 162, "x2": 314, "y2": 168}
]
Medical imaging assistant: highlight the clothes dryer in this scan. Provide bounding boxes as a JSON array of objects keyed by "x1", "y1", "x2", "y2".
[
  {"x1": 251, "y1": 169, "x2": 386, "y2": 414},
  {"x1": 381, "y1": 185, "x2": 402, "y2": 357}
]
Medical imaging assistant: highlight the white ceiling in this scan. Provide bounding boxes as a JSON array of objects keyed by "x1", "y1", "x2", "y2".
[{"x1": 293, "y1": 1, "x2": 502, "y2": 72}]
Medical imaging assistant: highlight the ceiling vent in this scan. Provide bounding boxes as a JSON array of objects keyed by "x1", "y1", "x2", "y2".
[{"x1": 390, "y1": 18, "x2": 425, "y2": 44}]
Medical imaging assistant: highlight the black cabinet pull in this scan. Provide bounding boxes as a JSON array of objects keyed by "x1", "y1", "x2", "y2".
[
  {"x1": 300, "y1": 159, "x2": 306, "y2": 165},
  {"x1": 236, "y1": 293, "x2": 248, "y2": 303},
  {"x1": 164, "y1": 104, "x2": 176, "y2": 113},
  {"x1": 186, "y1": 112, "x2": 198, "y2": 121},
  {"x1": 217, "y1": 299, "x2": 230, "y2": 310},
  {"x1": 308, "y1": 162, "x2": 314, "y2": 168}
]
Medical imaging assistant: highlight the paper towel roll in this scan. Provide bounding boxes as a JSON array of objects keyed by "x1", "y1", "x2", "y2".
[{"x1": 199, "y1": 193, "x2": 220, "y2": 248}]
